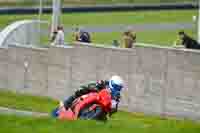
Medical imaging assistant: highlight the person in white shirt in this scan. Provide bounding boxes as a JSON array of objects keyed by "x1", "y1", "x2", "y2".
[{"x1": 54, "y1": 26, "x2": 65, "y2": 45}]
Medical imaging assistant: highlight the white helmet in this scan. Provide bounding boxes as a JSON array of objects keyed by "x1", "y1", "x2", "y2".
[{"x1": 109, "y1": 75, "x2": 124, "y2": 97}]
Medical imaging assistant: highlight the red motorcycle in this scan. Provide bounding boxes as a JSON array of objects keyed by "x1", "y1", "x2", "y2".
[{"x1": 52, "y1": 89, "x2": 112, "y2": 121}]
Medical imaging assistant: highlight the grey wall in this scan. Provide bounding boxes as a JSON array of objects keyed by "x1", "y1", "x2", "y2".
[{"x1": 0, "y1": 43, "x2": 200, "y2": 120}]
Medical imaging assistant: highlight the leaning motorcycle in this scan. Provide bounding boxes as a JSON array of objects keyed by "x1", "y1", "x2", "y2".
[{"x1": 52, "y1": 89, "x2": 112, "y2": 121}]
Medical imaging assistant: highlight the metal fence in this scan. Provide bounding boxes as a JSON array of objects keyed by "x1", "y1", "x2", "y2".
[{"x1": 0, "y1": 20, "x2": 49, "y2": 47}]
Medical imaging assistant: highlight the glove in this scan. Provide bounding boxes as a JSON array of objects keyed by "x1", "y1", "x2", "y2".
[{"x1": 96, "y1": 80, "x2": 105, "y2": 90}]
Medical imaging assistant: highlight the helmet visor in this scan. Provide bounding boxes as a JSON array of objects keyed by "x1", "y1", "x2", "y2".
[{"x1": 111, "y1": 80, "x2": 123, "y2": 92}]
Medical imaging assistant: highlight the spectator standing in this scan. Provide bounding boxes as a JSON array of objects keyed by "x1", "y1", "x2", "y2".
[
  {"x1": 54, "y1": 26, "x2": 65, "y2": 45},
  {"x1": 122, "y1": 30, "x2": 136, "y2": 48}
]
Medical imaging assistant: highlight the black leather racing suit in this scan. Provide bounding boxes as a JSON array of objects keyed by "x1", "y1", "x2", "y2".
[{"x1": 64, "y1": 80, "x2": 107, "y2": 110}]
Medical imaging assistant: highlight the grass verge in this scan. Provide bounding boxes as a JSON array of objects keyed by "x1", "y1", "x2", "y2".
[
  {"x1": 0, "y1": 89, "x2": 58, "y2": 113},
  {"x1": 0, "y1": 10, "x2": 197, "y2": 28},
  {"x1": 0, "y1": 111, "x2": 200, "y2": 133},
  {"x1": 0, "y1": 89, "x2": 200, "y2": 133}
]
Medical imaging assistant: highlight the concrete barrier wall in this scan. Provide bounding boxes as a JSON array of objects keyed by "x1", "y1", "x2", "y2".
[
  {"x1": 0, "y1": 44, "x2": 200, "y2": 120},
  {"x1": 165, "y1": 49, "x2": 200, "y2": 119}
]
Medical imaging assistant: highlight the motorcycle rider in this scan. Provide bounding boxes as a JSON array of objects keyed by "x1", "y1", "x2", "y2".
[{"x1": 63, "y1": 75, "x2": 124, "y2": 116}]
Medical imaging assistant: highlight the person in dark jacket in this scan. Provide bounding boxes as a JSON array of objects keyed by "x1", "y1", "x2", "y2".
[
  {"x1": 78, "y1": 29, "x2": 91, "y2": 43},
  {"x1": 178, "y1": 31, "x2": 200, "y2": 49}
]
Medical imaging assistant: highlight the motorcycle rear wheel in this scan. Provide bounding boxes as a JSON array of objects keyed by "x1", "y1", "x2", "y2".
[{"x1": 78, "y1": 104, "x2": 107, "y2": 121}]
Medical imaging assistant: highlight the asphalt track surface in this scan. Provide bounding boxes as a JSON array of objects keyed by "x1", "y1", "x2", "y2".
[
  {"x1": 63, "y1": 22, "x2": 194, "y2": 33},
  {"x1": 0, "y1": 22, "x2": 194, "y2": 35},
  {"x1": 0, "y1": 106, "x2": 49, "y2": 117}
]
